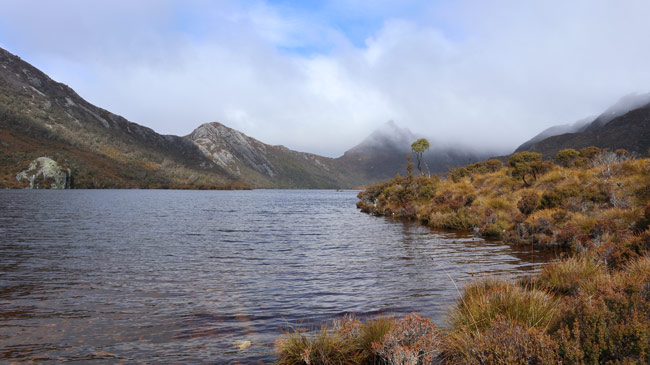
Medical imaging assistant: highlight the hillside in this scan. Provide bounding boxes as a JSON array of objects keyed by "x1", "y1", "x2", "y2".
[
  {"x1": 0, "y1": 47, "x2": 240, "y2": 189},
  {"x1": 516, "y1": 93, "x2": 650, "y2": 157}
]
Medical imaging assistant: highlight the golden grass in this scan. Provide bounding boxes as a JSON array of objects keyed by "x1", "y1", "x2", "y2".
[
  {"x1": 447, "y1": 277, "x2": 559, "y2": 333},
  {"x1": 536, "y1": 254, "x2": 606, "y2": 295}
]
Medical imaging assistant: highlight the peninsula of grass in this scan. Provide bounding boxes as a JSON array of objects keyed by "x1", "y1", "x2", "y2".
[{"x1": 275, "y1": 147, "x2": 650, "y2": 364}]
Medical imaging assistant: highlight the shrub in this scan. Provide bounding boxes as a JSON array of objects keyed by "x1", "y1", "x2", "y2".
[
  {"x1": 579, "y1": 146, "x2": 601, "y2": 159},
  {"x1": 517, "y1": 192, "x2": 539, "y2": 215},
  {"x1": 485, "y1": 159, "x2": 503, "y2": 172},
  {"x1": 450, "y1": 166, "x2": 470, "y2": 183},
  {"x1": 615, "y1": 148, "x2": 630, "y2": 157},
  {"x1": 556, "y1": 148, "x2": 579, "y2": 167},
  {"x1": 554, "y1": 223, "x2": 581, "y2": 248},
  {"x1": 448, "y1": 278, "x2": 559, "y2": 333},
  {"x1": 436, "y1": 208, "x2": 480, "y2": 230},
  {"x1": 372, "y1": 313, "x2": 441, "y2": 365},
  {"x1": 442, "y1": 317, "x2": 560, "y2": 364},
  {"x1": 508, "y1": 152, "x2": 546, "y2": 186},
  {"x1": 481, "y1": 223, "x2": 505, "y2": 239},
  {"x1": 539, "y1": 186, "x2": 581, "y2": 210},
  {"x1": 552, "y1": 277, "x2": 650, "y2": 363}
]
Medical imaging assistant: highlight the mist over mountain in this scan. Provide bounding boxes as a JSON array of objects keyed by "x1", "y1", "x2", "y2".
[
  {"x1": 1, "y1": 46, "x2": 496, "y2": 189},
  {"x1": 516, "y1": 93, "x2": 650, "y2": 157},
  {"x1": 338, "y1": 120, "x2": 495, "y2": 184},
  {"x1": 582, "y1": 92, "x2": 650, "y2": 132},
  {"x1": 515, "y1": 117, "x2": 593, "y2": 153}
]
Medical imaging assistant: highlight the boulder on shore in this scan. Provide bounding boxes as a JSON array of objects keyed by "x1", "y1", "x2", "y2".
[{"x1": 16, "y1": 157, "x2": 72, "y2": 189}]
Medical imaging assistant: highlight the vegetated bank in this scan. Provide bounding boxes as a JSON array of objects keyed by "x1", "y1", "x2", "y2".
[{"x1": 275, "y1": 147, "x2": 650, "y2": 364}]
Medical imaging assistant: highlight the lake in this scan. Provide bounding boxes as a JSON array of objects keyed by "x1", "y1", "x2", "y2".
[{"x1": 0, "y1": 189, "x2": 555, "y2": 363}]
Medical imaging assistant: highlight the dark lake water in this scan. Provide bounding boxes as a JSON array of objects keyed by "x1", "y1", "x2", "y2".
[{"x1": 0, "y1": 189, "x2": 555, "y2": 363}]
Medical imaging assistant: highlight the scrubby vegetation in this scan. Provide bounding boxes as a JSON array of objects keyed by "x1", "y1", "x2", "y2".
[
  {"x1": 357, "y1": 148, "x2": 648, "y2": 248},
  {"x1": 275, "y1": 148, "x2": 650, "y2": 364}
]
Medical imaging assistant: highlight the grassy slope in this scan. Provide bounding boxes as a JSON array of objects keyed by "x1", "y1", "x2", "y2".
[{"x1": 275, "y1": 150, "x2": 650, "y2": 364}]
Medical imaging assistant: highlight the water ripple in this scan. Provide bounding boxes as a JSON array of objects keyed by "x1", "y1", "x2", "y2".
[{"x1": 0, "y1": 189, "x2": 557, "y2": 362}]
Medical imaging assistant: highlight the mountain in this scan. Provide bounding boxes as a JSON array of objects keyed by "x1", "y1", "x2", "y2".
[
  {"x1": 0, "y1": 46, "x2": 496, "y2": 189},
  {"x1": 336, "y1": 121, "x2": 493, "y2": 184},
  {"x1": 188, "y1": 122, "x2": 359, "y2": 188},
  {"x1": 516, "y1": 93, "x2": 650, "y2": 154},
  {"x1": 516, "y1": 93, "x2": 650, "y2": 158},
  {"x1": 515, "y1": 117, "x2": 593, "y2": 152},
  {"x1": 0, "y1": 47, "x2": 240, "y2": 189},
  {"x1": 582, "y1": 92, "x2": 650, "y2": 132}
]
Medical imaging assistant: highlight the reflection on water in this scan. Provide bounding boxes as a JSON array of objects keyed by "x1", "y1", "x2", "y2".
[{"x1": 0, "y1": 190, "x2": 558, "y2": 362}]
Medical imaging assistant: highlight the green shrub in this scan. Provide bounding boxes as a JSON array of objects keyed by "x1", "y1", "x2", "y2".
[
  {"x1": 509, "y1": 152, "x2": 545, "y2": 186},
  {"x1": 556, "y1": 148, "x2": 579, "y2": 167},
  {"x1": 436, "y1": 208, "x2": 480, "y2": 230}
]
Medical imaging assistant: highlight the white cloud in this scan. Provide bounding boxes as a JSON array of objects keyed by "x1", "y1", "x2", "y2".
[{"x1": 1, "y1": 0, "x2": 650, "y2": 156}]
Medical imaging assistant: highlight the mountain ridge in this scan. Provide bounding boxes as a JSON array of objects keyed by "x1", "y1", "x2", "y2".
[{"x1": 515, "y1": 92, "x2": 650, "y2": 157}]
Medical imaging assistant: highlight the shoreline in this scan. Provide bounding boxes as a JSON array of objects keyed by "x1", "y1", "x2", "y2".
[{"x1": 276, "y1": 148, "x2": 650, "y2": 364}]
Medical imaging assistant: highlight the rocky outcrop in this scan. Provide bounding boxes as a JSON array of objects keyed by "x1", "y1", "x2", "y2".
[
  {"x1": 16, "y1": 157, "x2": 72, "y2": 189},
  {"x1": 188, "y1": 122, "x2": 278, "y2": 177}
]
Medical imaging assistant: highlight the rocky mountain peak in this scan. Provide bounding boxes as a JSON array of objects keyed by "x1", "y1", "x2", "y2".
[
  {"x1": 188, "y1": 122, "x2": 276, "y2": 177},
  {"x1": 345, "y1": 120, "x2": 416, "y2": 155}
]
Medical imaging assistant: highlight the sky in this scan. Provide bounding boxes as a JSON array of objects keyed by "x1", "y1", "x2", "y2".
[{"x1": 1, "y1": 0, "x2": 650, "y2": 157}]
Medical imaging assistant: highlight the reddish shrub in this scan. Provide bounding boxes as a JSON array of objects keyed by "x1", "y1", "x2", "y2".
[
  {"x1": 552, "y1": 268, "x2": 650, "y2": 364},
  {"x1": 372, "y1": 313, "x2": 441, "y2": 364},
  {"x1": 517, "y1": 192, "x2": 539, "y2": 216}
]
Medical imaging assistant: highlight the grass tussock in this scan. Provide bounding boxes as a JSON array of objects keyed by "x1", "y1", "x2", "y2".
[
  {"x1": 447, "y1": 278, "x2": 558, "y2": 333},
  {"x1": 275, "y1": 314, "x2": 438, "y2": 365},
  {"x1": 535, "y1": 254, "x2": 607, "y2": 295},
  {"x1": 275, "y1": 323, "x2": 360, "y2": 365}
]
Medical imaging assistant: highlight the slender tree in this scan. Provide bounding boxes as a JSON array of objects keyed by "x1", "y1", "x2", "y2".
[{"x1": 411, "y1": 138, "x2": 430, "y2": 174}]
